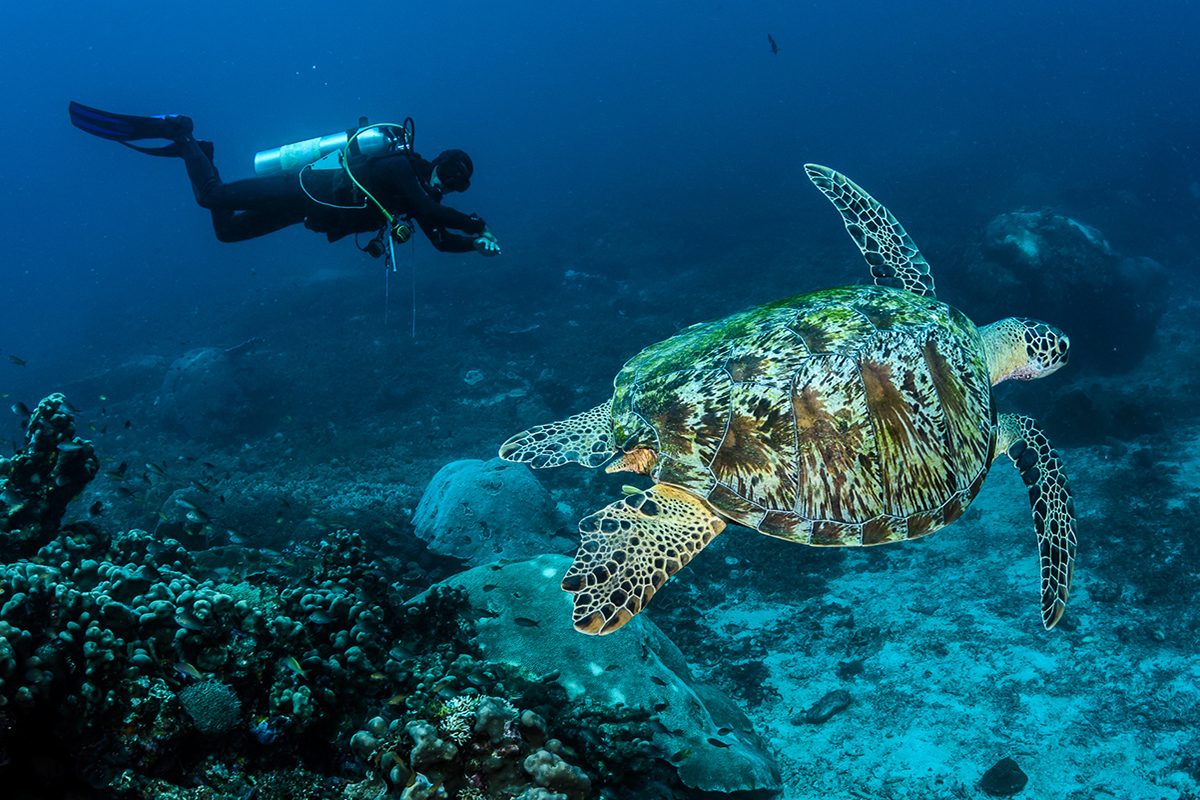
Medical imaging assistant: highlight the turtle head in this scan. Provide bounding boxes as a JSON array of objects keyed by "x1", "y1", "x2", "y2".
[{"x1": 980, "y1": 317, "x2": 1070, "y2": 386}]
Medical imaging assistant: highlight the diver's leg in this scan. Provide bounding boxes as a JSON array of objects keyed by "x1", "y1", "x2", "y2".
[
  {"x1": 177, "y1": 134, "x2": 226, "y2": 207},
  {"x1": 176, "y1": 135, "x2": 307, "y2": 241},
  {"x1": 207, "y1": 208, "x2": 308, "y2": 243}
]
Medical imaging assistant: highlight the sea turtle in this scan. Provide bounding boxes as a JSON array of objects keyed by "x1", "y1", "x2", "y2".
[{"x1": 499, "y1": 164, "x2": 1077, "y2": 635}]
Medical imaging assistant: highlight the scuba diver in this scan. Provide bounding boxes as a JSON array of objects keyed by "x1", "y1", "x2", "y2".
[{"x1": 68, "y1": 102, "x2": 501, "y2": 259}]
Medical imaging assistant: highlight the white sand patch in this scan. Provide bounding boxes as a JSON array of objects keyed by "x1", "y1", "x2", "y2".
[{"x1": 688, "y1": 442, "x2": 1200, "y2": 799}]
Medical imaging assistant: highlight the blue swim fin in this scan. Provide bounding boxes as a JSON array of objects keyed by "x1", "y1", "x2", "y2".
[{"x1": 69, "y1": 101, "x2": 198, "y2": 156}]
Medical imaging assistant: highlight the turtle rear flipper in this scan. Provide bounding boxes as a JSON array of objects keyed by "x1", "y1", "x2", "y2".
[
  {"x1": 499, "y1": 399, "x2": 616, "y2": 469},
  {"x1": 996, "y1": 413, "x2": 1077, "y2": 629},
  {"x1": 805, "y1": 163, "x2": 937, "y2": 298},
  {"x1": 562, "y1": 484, "x2": 726, "y2": 634}
]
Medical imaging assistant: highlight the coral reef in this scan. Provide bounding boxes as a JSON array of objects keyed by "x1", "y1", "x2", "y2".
[
  {"x1": 413, "y1": 458, "x2": 571, "y2": 567},
  {"x1": 0, "y1": 500, "x2": 777, "y2": 798},
  {"x1": 0, "y1": 393, "x2": 98, "y2": 558},
  {"x1": 179, "y1": 679, "x2": 242, "y2": 734}
]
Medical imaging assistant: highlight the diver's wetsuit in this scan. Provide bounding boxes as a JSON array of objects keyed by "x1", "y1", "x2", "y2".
[{"x1": 177, "y1": 136, "x2": 486, "y2": 249}]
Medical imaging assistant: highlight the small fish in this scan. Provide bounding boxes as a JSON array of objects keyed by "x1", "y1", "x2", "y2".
[
  {"x1": 146, "y1": 462, "x2": 167, "y2": 478},
  {"x1": 225, "y1": 529, "x2": 251, "y2": 545},
  {"x1": 56, "y1": 442, "x2": 86, "y2": 452},
  {"x1": 604, "y1": 664, "x2": 619, "y2": 672},
  {"x1": 176, "y1": 498, "x2": 201, "y2": 511},
  {"x1": 283, "y1": 656, "x2": 307, "y2": 679},
  {"x1": 115, "y1": 486, "x2": 136, "y2": 499},
  {"x1": 186, "y1": 509, "x2": 212, "y2": 524},
  {"x1": 577, "y1": 728, "x2": 603, "y2": 747},
  {"x1": 8, "y1": 355, "x2": 26, "y2": 367},
  {"x1": 768, "y1": 33, "x2": 779, "y2": 54},
  {"x1": 88, "y1": 501, "x2": 104, "y2": 517},
  {"x1": 174, "y1": 662, "x2": 203, "y2": 680},
  {"x1": 386, "y1": 693, "x2": 408, "y2": 705},
  {"x1": 647, "y1": 719, "x2": 671, "y2": 736},
  {"x1": 388, "y1": 643, "x2": 417, "y2": 661},
  {"x1": 175, "y1": 612, "x2": 207, "y2": 631},
  {"x1": 62, "y1": 400, "x2": 81, "y2": 413},
  {"x1": 513, "y1": 617, "x2": 540, "y2": 628},
  {"x1": 116, "y1": 461, "x2": 128, "y2": 476},
  {"x1": 669, "y1": 747, "x2": 693, "y2": 763},
  {"x1": 457, "y1": 606, "x2": 497, "y2": 622},
  {"x1": 716, "y1": 726, "x2": 734, "y2": 736},
  {"x1": 308, "y1": 610, "x2": 337, "y2": 625},
  {"x1": 481, "y1": 583, "x2": 498, "y2": 592},
  {"x1": 652, "y1": 701, "x2": 669, "y2": 713},
  {"x1": 650, "y1": 675, "x2": 667, "y2": 686},
  {"x1": 190, "y1": 480, "x2": 211, "y2": 494},
  {"x1": 637, "y1": 741, "x2": 665, "y2": 758},
  {"x1": 2, "y1": 488, "x2": 25, "y2": 508},
  {"x1": 201, "y1": 462, "x2": 217, "y2": 470},
  {"x1": 104, "y1": 471, "x2": 127, "y2": 481},
  {"x1": 707, "y1": 737, "x2": 732, "y2": 748},
  {"x1": 124, "y1": 420, "x2": 132, "y2": 429},
  {"x1": 10, "y1": 402, "x2": 30, "y2": 418}
]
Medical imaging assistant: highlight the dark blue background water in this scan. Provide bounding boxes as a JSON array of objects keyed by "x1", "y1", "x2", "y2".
[{"x1": 2, "y1": 0, "x2": 1197, "y2": 400}]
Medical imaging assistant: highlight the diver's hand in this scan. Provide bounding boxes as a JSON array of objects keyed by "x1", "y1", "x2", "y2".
[{"x1": 474, "y1": 227, "x2": 501, "y2": 257}]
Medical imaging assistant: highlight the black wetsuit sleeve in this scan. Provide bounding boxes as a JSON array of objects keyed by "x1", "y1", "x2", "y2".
[{"x1": 366, "y1": 156, "x2": 486, "y2": 252}]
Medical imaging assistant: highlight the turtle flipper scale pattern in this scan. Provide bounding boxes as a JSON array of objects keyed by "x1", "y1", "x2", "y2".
[
  {"x1": 562, "y1": 484, "x2": 726, "y2": 634},
  {"x1": 995, "y1": 413, "x2": 1077, "y2": 629},
  {"x1": 499, "y1": 399, "x2": 616, "y2": 469},
  {"x1": 805, "y1": 164, "x2": 936, "y2": 298}
]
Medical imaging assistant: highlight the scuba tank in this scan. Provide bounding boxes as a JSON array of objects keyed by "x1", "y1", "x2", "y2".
[{"x1": 253, "y1": 117, "x2": 410, "y2": 176}]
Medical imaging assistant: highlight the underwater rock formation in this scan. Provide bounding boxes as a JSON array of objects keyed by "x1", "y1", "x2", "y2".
[
  {"x1": 418, "y1": 554, "x2": 783, "y2": 796},
  {"x1": 159, "y1": 345, "x2": 253, "y2": 440},
  {"x1": 414, "y1": 458, "x2": 571, "y2": 567},
  {"x1": 960, "y1": 209, "x2": 1169, "y2": 373},
  {"x1": 0, "y1": 393, "x2": 98, "y2": 557}
]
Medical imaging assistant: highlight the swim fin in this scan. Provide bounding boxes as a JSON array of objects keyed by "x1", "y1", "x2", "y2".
[{"x1": 69, "y1": 101, "x2": 200, "y2": 157}]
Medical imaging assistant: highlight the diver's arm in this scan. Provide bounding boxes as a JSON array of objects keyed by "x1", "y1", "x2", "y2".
[
  {"x1": 414, "y1": 218, "x2": 478, "y2": 253},
  {"x1": 376, "y1": 156, "x2": 486, "y2": 233}
]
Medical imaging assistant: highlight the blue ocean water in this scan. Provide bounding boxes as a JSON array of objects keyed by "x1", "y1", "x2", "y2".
[
  {"x1": 2, "y1": 1, "x2": 1200, "y2": 797},
  {"x1": 2, "y1": 0, "x2": 1196, "y2": 393}
]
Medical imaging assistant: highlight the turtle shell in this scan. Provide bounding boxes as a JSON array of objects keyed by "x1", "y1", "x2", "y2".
[{"x1": 610, "y1": 285, "x2": 997, "y2": 546}]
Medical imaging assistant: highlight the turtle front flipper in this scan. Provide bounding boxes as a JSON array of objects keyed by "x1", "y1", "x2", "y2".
[
  {"x1": 995, "y1": 413, "x2": 1077, "y2": 629},
  {"x1": 499, "y1": 399, "x2": 616, "y2": 469},
  {"x1": 804, "y1": 164, "x2": 937, "y2": 298},
  {"x1": 562, "y1": 484, "x2": 726, "y2": 634}
]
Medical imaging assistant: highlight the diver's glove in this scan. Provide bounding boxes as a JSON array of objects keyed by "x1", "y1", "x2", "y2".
[{"x1": 474, "y1": 226, "x2": 501, "y2": 257}]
